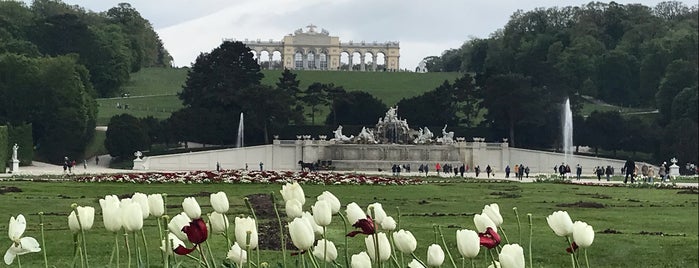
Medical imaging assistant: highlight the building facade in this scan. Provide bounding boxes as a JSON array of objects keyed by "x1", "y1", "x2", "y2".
[{"x1": 227, "y1": 25, "x2": 400, "y2": 71}]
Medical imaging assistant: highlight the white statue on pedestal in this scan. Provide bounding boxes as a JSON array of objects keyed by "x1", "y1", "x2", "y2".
[
  {"x1": 11, "y1": 143, "x2": 18, "y2": 161},
  {"x1": 438, "y1": 125, "x2": 455, "y2": 144},
  {"x1": 357, "y1": 127, "x2": 377, "y2": 143},
  {"x1": 413, "y1": 127, "x2": 434, "y2": 144},
  {"x1": 331, "y1": 125, "x2": 353, "y2": 142}
]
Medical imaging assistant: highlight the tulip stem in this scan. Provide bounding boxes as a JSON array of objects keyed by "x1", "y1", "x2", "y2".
[
  {"x1": 488, "y1": 249, "x2": 498, "y2": 268},
  {"x1": 437, "y1": 225, "x2": 458, "y2": 268},
  {"x1": 566, "y1": 237, "x2": 576, "y2": 268},
  {"x1": 114, "y1": 233, "x2": 120, "y2": 268},
  {"x1": 307, "y1": 250, "x2": 321, "y2": 268},
  {"x1": 245, "y1": 197, "x2": 260, "y2": 267},
  {"x1": 224, "y1": 213, "x2": 232, "y2": 250},
  {"x1": 497, "y1": 226, "x2": 510, "y2": 244},
  {"x1": 205, "y1": 240, "x2": 217, "y2": 268},
  {"x1": 323, "y1": 226, "x2": 328, "y2": 268},
  {"x1": 527, "y1": 214, "x2": 533, "y2": 268},
  {"x1": 513, "y1": 207, "x2": 521, "y2": 243},
  {"x1": 584, "y1": 248, "x2": 590, "y2": 268},
  {"x1": 410, "y1": 252, "x2": 428, "y2": 267},
  {"x1": 271, "y1": 192, "x2": 287, "y2": 268},
  {"x1": 139, "y1": 230, "x2": 150, "y2": 268},
  {"x1": 370, "y1": 207, "x2": 380, "y2": 268},
  {"x1": 39, "y1": 212, "x2": 48, "y2": 268},
  {"x1": 198, "y1": 245, "x2": 212, "y2": 268},
  {"x1": 337, "y1": 212, "x2": 350, "y2": 268},
  {"x1": 73, "y1": 206, "x2": 90, "y2": 268},
  {"x1": 156, "y1": 217, "x2": 164, "y2": 266},
  {"x1": 133, "y1": 232, "x2": 142, "y2": 267},
  {"x1": 123, "y1": 231, "x2": 131, "y2": 268},
  {"x1": 387, "y1": 230, "x2": 398, "y2": 267},
  {"x1": 16, "y1": 255, "x2": 21, "y2": 268}
]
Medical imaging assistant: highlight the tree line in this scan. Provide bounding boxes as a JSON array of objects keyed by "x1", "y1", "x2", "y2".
[{"x1": 0, "y1": 0, "x2": 171, "y2": 164}]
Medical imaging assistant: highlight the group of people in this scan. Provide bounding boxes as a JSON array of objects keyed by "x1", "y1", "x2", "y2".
[
  {"x1": 415, "y1": 163, "x2": 469, "y2": 177},
  {"x1": 504, "y1": 164, "x2": 530, "y2": 180}
]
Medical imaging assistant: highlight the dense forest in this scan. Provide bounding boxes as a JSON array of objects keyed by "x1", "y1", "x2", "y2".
[
  {"x1": 421, "y1": 1, "x2": 697, "y2": 164},
  {"x1": 0, "y1": 0, "x2": 171, "y2": 163}
]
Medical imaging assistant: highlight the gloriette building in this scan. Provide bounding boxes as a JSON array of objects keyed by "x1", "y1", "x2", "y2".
[{"x1": 226, "y1": 24, "x2": 400, "y2": 71}]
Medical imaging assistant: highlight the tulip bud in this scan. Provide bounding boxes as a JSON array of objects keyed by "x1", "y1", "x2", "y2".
[
  {"x1": 285, "y1": 199, "x2": 303, "y2": 218},
  {"x1": 289, "y1": 217, "x2": 315, "y2": 250},
  {"x1": 235, "y1": 217, "x2": 258, "y2": 249},
  {"x1": 427, "y1": 244, "x2": 445, "y2": 267},
  {"x1": 316, "y1": 191, "x2": 341, "y2": 214},
  {"x1": 482, "y1": 203, "x2": 503, "y2": 226},
  {"x1": 168, "y1": 212, "x2": 191, "y2": 241},
  {"x1": 393, "y1": 229, "x2": 417, "y2": 254},
  {"x1": 182, "y1": 197, "x2": 202, "y2": 219},
  {"x1": 121, "y1": 201, "x2": 143, "y2": 232},
  {"x1": 302, "y1": 211, "x2": 323, "y2": 237},
  {"x1": 365, "y1": 232, "x2": 391, "y2": 261},
  {"x1": 345, "y1": 202, "x2": 366, "y2": 224},
  {"x1": 572, "y1": 221, "x2": 594, "y2": 248},
  {"x1": 161, "y1": 232, "x2": 185, "y2": 256},
  {"x1": 474, "y1": 213, "x2": 497, "y2": 233},
  {"x1": 498, "y1": 244, "x2": 525, "y2": 268},
  {"x1": 456, "y1": 229, "x2": 480, "y2": 258},
  {"x1": 148, "y1": 194, "x2": 165, "y2": 217},
  {"x1": 312, "y1": 239, "x2": 338, "y2": 262},
  {"x1": 227, "y1": 242, "x2": 248, "y2": 264},
  {"x1": 351, "y1": 251, "x2": 371, "y2": 268},
  {"x1": 280, "y1": 182, "x2": 306, "y2": 205},
  {"x1": 312, "y1": 200, "x2": 332, "y2": 226},
  {"x1": 366, "y1": 203, "x2": 387, "y2": 224},
  {"x1": 381, "y1": 216, "x2": 397, "y2": 231},
  {"x1": 68, "y1": 206, "x2": 95, "y2": 233},
  {"x1": 132, "y1": 192, "x2": 150, "y2": 219},
  {"x1": 408, "y1": 259, "x2": 426, "y2": 268},
  {"x1": 209, "y1": 212, "x2": 229, "y2": 234},
  {"x1": 100, "y1": 195, "x2": 122, "y2": 233},
  {"x1": 546, "y1": 211, "x2": 574, "y2": 237},
  {"x1": 210, "y1": 192, "x2": 229, "y2": 214}
]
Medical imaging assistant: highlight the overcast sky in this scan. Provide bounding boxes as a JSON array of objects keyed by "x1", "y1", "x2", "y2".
[{"x1": 35, "y1": 0, "x2": 698, "y2": 69}]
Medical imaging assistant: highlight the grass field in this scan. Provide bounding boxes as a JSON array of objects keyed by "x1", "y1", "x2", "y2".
[{"x1": 0, "y1": 179, "x2": 696, "y2": 267}]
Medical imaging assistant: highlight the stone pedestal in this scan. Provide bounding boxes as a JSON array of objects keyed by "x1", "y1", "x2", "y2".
[
  {"x1": 132, "y1": 158, "x2": 145, "y2": 170},
  {"x1": 10, "y1": 159, "x2": 19, "y2": 173},
  {"x1": 669, "y1": 164, "x2": 680, "y2": 177}
]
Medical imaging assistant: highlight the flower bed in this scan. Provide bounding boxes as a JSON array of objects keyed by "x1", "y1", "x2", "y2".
[{"x1": 73, "y1": 170, "x2": 425, "y2": 185}]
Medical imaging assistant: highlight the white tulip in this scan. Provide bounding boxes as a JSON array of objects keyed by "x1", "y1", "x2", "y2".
[
  {"x1": 285, "y1": 199, "x2": 303, "y2": 218},
  {"x1": 312, "y1": 239, "x2": 338, "y2": 262},
  {"x1": 4, "y1": 215, "x2": 41, "y2": 265},
  {"x1": 346, "y1": 202, "x2": 366, "y2": 224},
  {"x1": 99, "y1": 195, "x2": 122, "y2": 233},
  {"x1": 474, "y1": 213, "x2": 497, "y2": 233},
  {"x1": 351, "y1": 251, "x2": 372, "y2": 268},
  {"x1": 572, "y1": 221, "x2": 595, "y2": 248},
  {"x1": 312, "y1": 200, "x2": 332, "y2": 226},
  {"x1": 235, "y1": 217, "x2": 259, "y2": 249},
  {"x1": 160, "y1": 233, "x2": 185, "y2": 256},
  {"x1": 366, "y1": 203, "x2": 387, "y2": 224},
  {"x1": 302, "y1": 211, "x2": 323, "y2": 237},
  {"x1": 427, "y1": 244, "x2": 445, "y2": 267},
  {"x1": 182, "y1": 197, "x2": 202, "y2": 219},
  {"x1": 381, "y1": 216, "x2": 396, "y2": 231},
  {"x1": 226, "y1": 242, "x2": 248, "y2": 265},
  {"x1": 280, "y1": 182, "x2": 306, "y2": 205},
  {"x1": 499, "y1": 244, "x2": 525, "y2": 268},
  {"x1": 487, "y1": 261, "x2": 501, "y2": 268},
  {"x1": 393, "y1": 229, "x2": 417, "y2": 253},
  {"x1": 317, "y1": 191, "x2": 341, "y2": 214},
  {"x1": 168, "y1": 212, "x2": 191, "y2": 241},
  {"x1": 210, "y1": 192, "x2": 229, "y2": 214},
  {"x1": 456, "y1": 229, "x2": 480, "y2": 258},
  {"x1": 148, "y1": 194, "x2": 165, "y2": 217},
  {"x1": 408, "y1": 259, "x2": 426, "y2": 268},
  {"x1": 68, "y1": 206, "x2": 95, "y2": 233},
  {"x1": 289, "y1": 217, "x2": 315, "y2": 250},
  {"x1": 546, "y1": 211, "x2": 574, "y2": 237},
  {"x1": 132, "y1": 192, "x2": 150, "y2": 219},
  {"x1": 209, "y1": 212, "x2": 229, "y2": 234},
  {"x1": 482, "y1": 203, "x2": 503, "y2": 226},
  {"x1": 120, "y1": 200, "x2": 143, "y2": 232},
  {"x1": 365, "y1": 232, "x2": 391, "y2": 262}
]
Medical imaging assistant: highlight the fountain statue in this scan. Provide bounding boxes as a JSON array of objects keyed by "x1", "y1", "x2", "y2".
[
  {"x1": 356, "y1": 127, "x2": 377, "y2": 144},
  {"x1": 438, "y1": 125, "x2": 455, "y2": 144},
  {"x1": 413, "y1": 127, "x2": 434, "y2": 144},
  {"x1": 331, "y1": 125, "x2": 353, "y2": 142},
  {"x1": 374, "y1": 106, "x2": 411, "y2": 143}
]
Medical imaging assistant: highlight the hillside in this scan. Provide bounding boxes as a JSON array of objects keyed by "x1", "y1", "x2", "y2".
[{"x1": 96, "y1": 68, "x2": 461, "y2": 124}]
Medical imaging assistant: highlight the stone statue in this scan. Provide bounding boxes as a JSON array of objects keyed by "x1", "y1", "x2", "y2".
[
  {"x1": 331, "y1": 126, "x2": 353, "y2": 142},
  {"x1": 439, "y1": 125, "x2": 455, "y2": 144},
  {"x1": 413, "y1": 127, "x2": 434, "y2": 144},
  {"x1": 11, "y1": 143, "x2": 18, "y2": 161},
  {"x1": 357, "y1": 127, "x2": 377, "y2": 143}
]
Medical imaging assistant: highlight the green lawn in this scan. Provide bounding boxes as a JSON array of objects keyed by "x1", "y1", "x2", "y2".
[
  {"x1": 96, "y1": 95, "x2": 183, "y2": 125},
  {"x1": 0, "y1": 179, "x2": 696, "y2": 267}
]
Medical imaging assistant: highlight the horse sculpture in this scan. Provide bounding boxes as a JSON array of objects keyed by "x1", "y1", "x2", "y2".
[{"x1": 298, "y1": 160, "x2": 316, "y2": 172}]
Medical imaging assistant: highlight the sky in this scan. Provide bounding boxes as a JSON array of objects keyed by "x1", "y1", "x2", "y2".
[{"x1": 33, "y1": 0, "x2": 698, "y2": 69}]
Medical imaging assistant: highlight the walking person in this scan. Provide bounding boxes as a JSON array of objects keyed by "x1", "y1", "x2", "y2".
[
  {"x1": 435, "y1": 163, "x2": 441, "y2": 176},
  {"x1": 95, "y1": 155, "x2": 99, "y2": 166},
  {"x1": 624, "y1": 159, "x2": 636, "y2": 183},
  {"x1": 459, "y1": 164, "x2": 465, "y2": 177},
  {"x1": 605, "y1": 165, "x2": 613, "y2": 181},
  {"x1": 659, "y1": 164, "x2": 667, "y2": 182},
  {"x1": 596, "y1": 166, "x2": 603, "y2": 181},
  {"x1": 518, "y1": 164, "x2": 524, "y2": 180},
  {"x1": 486, "y1": 165, "x2": 492, "y2": 178},
  {"x1": 576, "y1": 164, "x2": 582, "y2": 180},
  {"x1": 474, "y1": 165, "x2": 480, "y2": 177},
  {"x1": 524, "y1": 166, "x2": 530, "y2": 178},
  {"x1": 505, "y1": 165, "x2": 510, "y2": 178}
]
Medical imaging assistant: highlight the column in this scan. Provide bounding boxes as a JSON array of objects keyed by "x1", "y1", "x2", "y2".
[
  {"x1": 372, "y1": 54, "x2": 377, "y2": 71},
  {"x1": 302, "y1": 53, "x2": 308, "y2": 70},
  {"x1": 315, "y1": 55, "x2": 321, "y2": 70},
  {"x1": 360, "y1": 54, "x2": 366, "y2": 71},
  {"x1": 348, "y1": 56, "x2": 353, "y2": 71}
]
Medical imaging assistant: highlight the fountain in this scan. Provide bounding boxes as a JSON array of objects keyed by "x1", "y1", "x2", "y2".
[
  {"x1": 562, "y1": 98, "x2": 573, "y2": 164},
  {"x1": 236, "y1": 112, "x2": 244, "y2": 148}
]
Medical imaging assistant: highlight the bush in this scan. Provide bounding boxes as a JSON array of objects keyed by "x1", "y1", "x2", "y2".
[
  {"x1": 0, "y1": 126, "x2": 7, "y2": 173},
  {"x1": 104, "y1": 114, "x2": 150, "y2": 159},
  {"x1": 8, "y1": 123, "x2": 33, "y2": 165}
]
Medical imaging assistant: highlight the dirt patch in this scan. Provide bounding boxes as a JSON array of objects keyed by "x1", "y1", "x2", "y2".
[
  {"x1": 257, "y1": 219, "x2": 293, "y2": 250},
  {"x1": 418, "y1": 200, "x2": 430, "y2": 205},
  {"x1": 490, "y1": 191, "x2": 521, "y2": 198},
  {"x1": 638, "y1": 231, "x2": 686, "y2": 237},
  {"x1": 0, "y1": 186, "x2": 22, "y2": 194},
  {"x1": 677, "y1": 189, "x2": 699, "y2": 194},
  {"x1": 576, "y1": 193, "x2": 612, "y2": 199},
  {"x1": 246, "y1": 193, "x2": 275, "y2": 219},
  {"x1": 556, "y1": 201, "x2": 605, "y2": 208},
  {"x1": 601, "y1": 228, "x2": 622, "y2": 234},
  {"x1": 487, "y1": 185, "x2": 521, "y2": 191}
]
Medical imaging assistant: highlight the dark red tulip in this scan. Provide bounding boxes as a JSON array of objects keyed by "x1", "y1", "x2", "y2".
[
  {"x1": 346, "y1": 216, "x2": 376, "y2": 237},
  {"x1": 478, "y1": 227, "x2": 501, "y2": 249},
  {"x1": 566, "y1": 242, "x2": 579, "y2": 253},
  {"x1": 182, "y1": 218, "x2": 208, "y2": 244},
  {"x1": 174, "y1": 245, "x2": 196, "y2": 255}
]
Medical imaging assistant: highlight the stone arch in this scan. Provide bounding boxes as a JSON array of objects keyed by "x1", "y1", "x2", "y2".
[
  {"x1": 363, "y1": 51, "x2": 374, "y2": 71},
  {"x1": 258, "y1": 50, "x2": 271, "y2": 69},
  {"x1": 350, "y1": 51, "x2": 362, "y2": 71},
  {"x1": 306, "y1": 51, "x2": 316, "y2": 69},
  {"x1": 271, "y1": 50, "x2": 283, "y2": 70},
  {"x1": 375, "y1": 51, "x2": 387, "y2": 71},
  {"x1": 294, "y1": 50, "x2": 304, "y2": 69},
  {"x1": 339, "y1": 51, "x2": 351, "y2": 71}
]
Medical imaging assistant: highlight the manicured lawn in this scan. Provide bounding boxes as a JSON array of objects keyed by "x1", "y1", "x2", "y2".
[{"x1": 0, "y1": 178, "x2": 696, "y2": 267}]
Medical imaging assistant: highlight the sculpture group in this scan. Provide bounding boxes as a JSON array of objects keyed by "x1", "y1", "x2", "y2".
[{"x1": 330, "y1": 107, "x2": 457, "y2": 145}]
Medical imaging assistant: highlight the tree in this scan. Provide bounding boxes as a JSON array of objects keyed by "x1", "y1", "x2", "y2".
[
  {"x1": 324, "y1": 84, "x2": 348, "y2": 126},
  {"x1": 656, "y1": 59, "x2": 698, "y2": 123},
  {"x1": 105, "y1": 114, "x2": 149, "y2": 158},
  {"x1": 276, "y1": 69, "x2": 304, "y2": 124},
  {"x1": 585, "y1": 111, "x2": 624, "y2": 155},
  {"x1": 671, "y1": 86, "x2": 698, "y2": 122},
  {"x1": 300, "y1": 82, "x2": 328, "y2": 125},
  {"x1": 325, "y1": 91, "x2": 387, "y2": 125},
  {"x1": 106, "y1": 3, "x2": 172, "y2": 69},
  {"x1": 596, "y1": 50, "x2": 640, "y2": 106}
]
